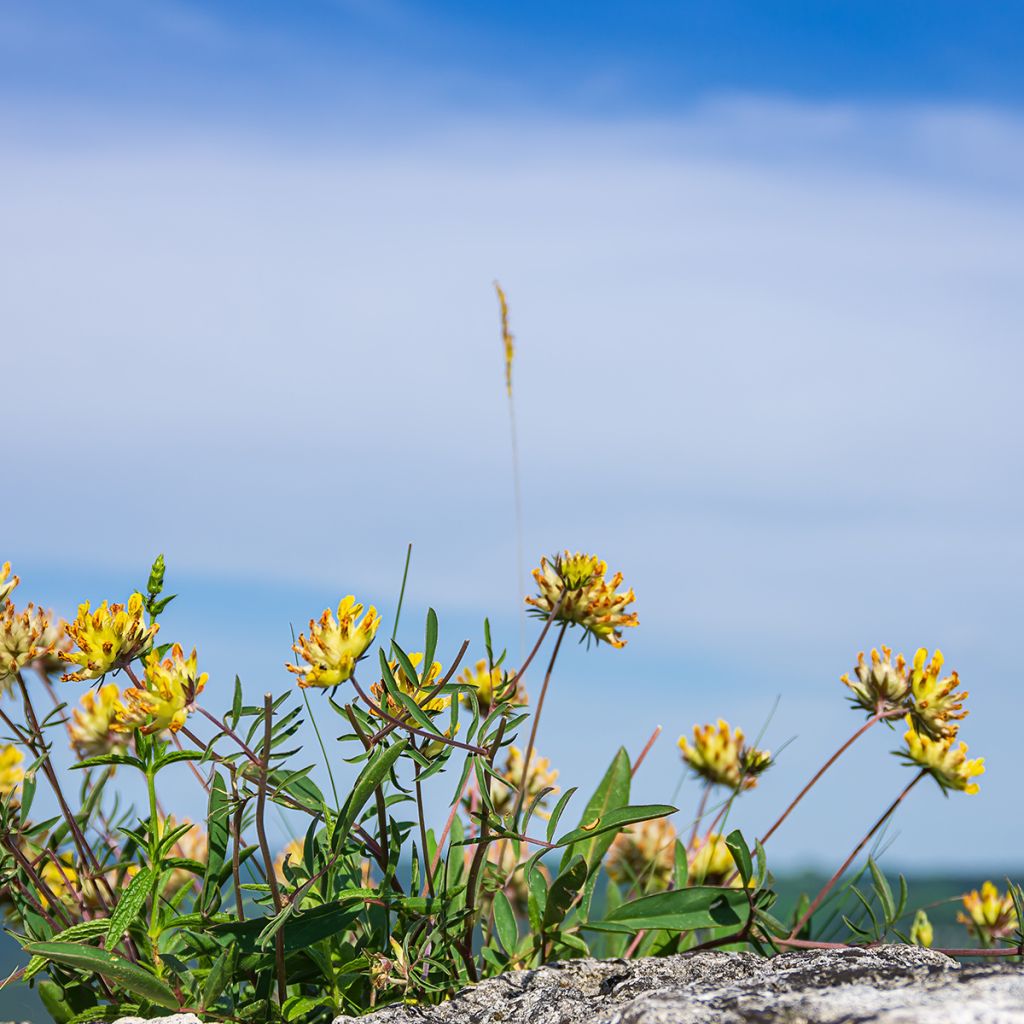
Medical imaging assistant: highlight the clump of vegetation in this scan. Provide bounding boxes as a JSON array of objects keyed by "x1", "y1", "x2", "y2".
[{"x1": 0, "y1": 291, "x2": 1020, "y2": 1022}]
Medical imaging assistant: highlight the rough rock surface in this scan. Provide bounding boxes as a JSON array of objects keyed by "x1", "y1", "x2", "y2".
[{"x1": 329, "y1": 947, "x2": 1024, "y2": 1024}]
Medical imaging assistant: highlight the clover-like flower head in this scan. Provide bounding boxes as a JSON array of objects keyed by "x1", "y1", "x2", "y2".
[
  {"x1": 457, "y1": 659, "x2": 525, "y2": 714},
  {"x1": 116, "y1": 644, "x2": 206, "y2": 735},
  {"x1": 901, "y1": 717, "x2": 984, "y2": 794},
  {"x1": 61, "y1": 593, "x2": 159, "y2": 682},
  {"x1": 525, "y1": 551, "x2": 638, "y2": 648},
  {"x1": 687, "y1": 833, "x2": 749, "y2": 887},
  {"x1": 370, "y1": 653, "x2": 446, "y2": 718},
  {"x1": 286, "y1": 595, "x2": 381, "y2": 689},
  {"x1": 0, "y1": 562, "x2": 19, "y2": 605},
  {"x1": 958, "y1": 882, "x2": 1019, "y2": 942},
  {"x1": 910, "y1": 909, "x2": 934, "y2": 947},
  {"x1": 70, "y1": 683, "x2": 128, "y2": 758},
  {"x1": 908, "y1": 648, "x2": 968, "y2": 740},
  {"x1": 274, "y1": 839, "x2": 306, "y2": 885},
  {"x1": 606, "y1": 816, "x2": 677, "y2": 891},
  {"x1": 1, "y1": 601, "x2": 53, "y2": 694},
  {"x1": 0, "y1": 744, "x2": 25, "y2": 801},
  {"x1": 841, "y1": 647, "x2": 910, "y2": 714},
  {"x1": 678, "y1": 719, "x2": 772, "y2": 791},
  {"x1": 487, "y1": 745, "x2": 559, "y2": 819}
]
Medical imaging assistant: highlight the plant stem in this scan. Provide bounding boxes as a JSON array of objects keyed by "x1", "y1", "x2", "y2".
[
  {"x1": 392, "y1": 542, "x2": 413, "y2": 641},
  {"x1": 255, "y1": 694, "x2": 287, "y2": 1004},
  {"x1": 789, "y1": 768, "x2": 927, "y2": 939},
  {"x1": 631, "y1": 725, "x2": 662, "y2": 779},
  {"x1": 303, "y1": 688, "x2": 339, "y2": 806},
  {"x1": 760, "y1": 705, "x2": 904, "y2": 846},
  {"x1": 413, "y1": 742, "x2": 434, "y2": 897},
  {"x1": 513, "y1": 621, "x2": 568, "y2": 822}
]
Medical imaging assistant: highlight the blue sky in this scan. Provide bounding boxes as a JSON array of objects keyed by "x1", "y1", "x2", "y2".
[{"x1": 3, "y1": 1, "x2": 1024, "y2": 872}]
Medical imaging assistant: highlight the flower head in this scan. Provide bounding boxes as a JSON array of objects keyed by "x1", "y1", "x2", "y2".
[
  {"x1": 274, "y1": 839, "x2": 306, "y2": 884},
  {"x1": 1, "y1": 601, "x2": 53, "y2": 694},
  {"x1": 910, "y1": 909, "x2": 934, "y2": 947},
  {"x1": 606, "y1": 816, "x2": 677, "y2": 891},
  {"x1": 958, "y1": 882, "x2": 1019, "y2": 942},
  {"x1": 909, "y1": 648, "x2": 968, "y2": 739},
  {"x1": 69, "y1": 683, "x2": 127, "y2": 758},
  {"x1": 370, "y1": 653, "x2": 446, "y2": 718},
  {"x1": 61, "y1": 593, "x2": 158, "y2": 682},
  {"x1": 116, "y1": 644, "x2": 206, "y2": 735},
  {"x1": 32, "y1": 614, "x2": 74, "y2": 677},
  {"x1": 487, "y1": 746, "x2": 559, "y2": 819},
  {"x1": 0, "y1": 744, "x2": 25, "y2": 801},
  {"x1": 38, "y1": 854, "x2": 79, "y2": 909},
  {"x1": 458, "y1": 659, "x2": 525, "y2": 714},
  {"x1": 678, "y1": 720, "x2": 771, "y2": 791},
  {"x1": 687, "y1": 833, "x2": 748, "y2": 887},
  {"x1": 525, "y1": 552, "x2": 638, "y2": 648},
  {"x1": 0, "y1": 563, "x2": 19, "y2": 605},
  {"x1": 901, "y1": 717, "x2": 984, "y2": 794},
  {"x1": 841, "y1": 647, "x2": 910, "y2": 713},
  {"x1": 286, "y1": 596, "x2": 381, "y2": 689}
]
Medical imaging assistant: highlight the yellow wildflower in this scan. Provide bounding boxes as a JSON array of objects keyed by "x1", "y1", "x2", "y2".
[
  {"x1": 909, "y1": 648, "x2": 968, "y2": 740},
  {"x1": 274, "y1": 839, "x2": 305, "y2": 884},
  {"x1": 69, "y1": 683, "x2": 127, "y2": 758},
  {"x1": 117, "y1": 644, "x2": 206, "y2": 735},
  {"x1": 33, "y1": 614, "x2": 73, "y2": 677},
  {"x1": 487, "y1": 746, "x2": 559, "y2": 819},
  {"x1": 525, "y1": 552, "x2": 638, "y2": 648},
  {"x1": 38, "y1": 854, "x2": 79, "y2": 909},
  {"x1": 61, "y1": 593, "x2": 158, "y2": 682},
  {"x1": 370, "y1": 653, "x2": 447, "y2": 718},
  {"x1": 1, "y1": 601, "x2": 53, "y2": 693},
  {"x1": 0, "y1": 563, "x2": 18, "y2": 605},
  {"x1": 0, "y1": 744, "x2": 25, "y2": 801},
  {"x1": 958, "y1": 882, "x2": 1019, "y2": 942},
  {"x1": 286, "y1": 596, "x2": 381, "y2": 689},
  {"x1": 841, "y1": 647, "x2": 910, "y2": 713},
  {"x1": 687, "y1": 833, "x2": 748, "y2": 887},
  {"x1": 910, "y1": 909, "x2": 934, "y2": 947},
  {"x1": 495, "y1": 281, "x2": 514, "y2": 397},
  {"x1": 606, "y1": 816, "x2": 677, "y2": 891},
  {"x1": 458, "y1": 659, "x2": 525, "y2": 714},
  {"x1": 678, "y1": 720, "x2": 771, "y2": 791},
  {"x1": 902, "y1": 717, "x2": 984, "y2": 794}
]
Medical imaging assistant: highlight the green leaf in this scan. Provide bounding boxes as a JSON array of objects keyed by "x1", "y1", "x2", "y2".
[
  {"x1": 585, "y1": 886, "x2": 748, "y2": 934},
  {"x1": 24, "y1": 943, "x2": 179, "y2": 1010},
  {"x1": 333, "y1": 739, "x2": 407, "y2": 850},
  {"x1": 23, "y1": 920, "x2": 110, "y2": 981},
  {"x1": 545, "y1": 786, "x2": 578, "y2": 843},
  {"x1": 424, "y1": 608, "x2": 439, "y2": 670},
  {"x1": 725, "y1": 829, "x2": 753, "y2": 887},
  {"x1": 754, "y1": 839, "x2": 768, "y2": 890},
  {"x1": 554, "y1": 804, "x2": 677, "y2": 849},
  {"x1": 560, "y1": 746, "x2": 630, "y2": 873},
  {"x1": 543, "y1": 854, "x2": 587, "y2": 930},
  {"x1": 153, "y1": 749, "x2": 204, "y2": 770},
  {"x1": 72, "y1": 753, "x2": 145, "y2": 772},
  {"x1": 105, "y1": 867, "x2": 156, "y2": 949},
  {"x1": 492, "y1": 889, "x2": 518, "y2": 954},
  {"x1": 200, "y1": 772, "x2": 230, "y2": 913},
  {"x1": 527, "y1": 865, "x2": 547, "y2": 935},
  {"x1": 673, "y1": 839, "x2": 688, "y2": 890},
  {"x1": 200, "y1": 943, "x2": 236, "y2": 1012},
  {"x1": 230, "y1": 676, "x2": 243, "y2": 729},
  {"x1": 868, "y1": 858, "x2": 895, "y2": 925}
]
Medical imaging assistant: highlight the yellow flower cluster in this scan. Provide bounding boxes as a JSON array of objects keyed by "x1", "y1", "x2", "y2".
[
  {"x1": 370, "y1": 653, "x2": 447, "y2": 718},
  {"x1": 457, "y1": 659, "x2": 525, "y2": 714},
  {"x1": 1, "y1": 600, "x2": 53, "y2": 693},
  {"x1": 910, "y1": 909, "x2": 934, "y2": 947},
  {"x1": 678, "y1": 720, "x2": 771, "y2": 791},
  {"x1": 687, "y1": 833, "x2": 747, "y2": 887},
  {"x1": 841, "y1": 647, "x2": 910, "y2": 713},
  {"x1": 0, "y1": 562, "x2": 18, "y2": 605},
  {"x1": 69, "y1": 683, "x2": 128, "y2": 757},
  {"x1": 909, "y1": 648, "x2": 968, "y2": 740},
  {"x1": 902, "y1": 716, "x2": 984, "y2": 794},
  {"x1": 61, "y1": 594, "x2": 159, "y2": 682},
  {"x1": 0, "y1": 744, "x2": 25, "y2": 801},
  {"x1": 487, "y1": 746, "x2": 559, "y2": 819},
  {"x1": 118, "y1": 644, "x2": 207, "y2": 735},
  {"x1": 526, "y1": 552, "x2": 638, "y2": 648},
  {"x1": 274, "y1": 839, "x2": 305, "y2": 884},
  {"x1": 958, "y1": 882, "x2": 1019, "y2": 942},
  {"x1": 286, "y1": 596, "x2": 381, "y2": 689},
  {"x1": 606, "y1": 816, "x2": 677, "y2": 891}
]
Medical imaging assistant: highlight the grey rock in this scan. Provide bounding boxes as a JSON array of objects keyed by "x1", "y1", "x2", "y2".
[
  {"x1": 330, "y1": 947, "x2": 1024, "y2": 1024},
  {"x1": 112, "y1": 1015, "x2": 203, "y2": 1024}
]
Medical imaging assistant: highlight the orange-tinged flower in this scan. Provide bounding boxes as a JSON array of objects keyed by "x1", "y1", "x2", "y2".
[
  {"x1": 457, "y1": 659, "x2": 525, "y2": 714},
  {"x1": 687, "y1": 833, "x2": 749, "y2": 887},
  {"x1": 286, "y1": 596, "x2": 381, "y2": 689},
  {"x1": 606, "y1": 816, "x2": 677, "y2": 891},
  {"x1": 958, "y1": 882, "x2": 1018, "y2": 942},
  {"x1": 909, "y1": 648, "x2": 968, "y2": 739},
  {"x1": 0, "y1": 562, "x2": 18, "y2": 605},
  {"x1": 116, "y1": 644, "x2": 206, "y2": 735},
  {"x1": 525, "y1": 552, "x2": 638, "y2": 648},
  {"x1": 0, "y1": 744, "x2": 25, "y2": 801},
  {"x1": 678, "y1": 719, "x2": 771, "y2": 791},
  {"x1": 61, "y1": 593, "x2": 158, "y2": 682},
  {"x1": 70, "y1": 683, "x2": 127, "y2": 758},
  {"x1": 901, "y1": 717, "x2": 984, "y2": 794},
  {"x1": 1, "y1": 601, "x2": 53, "y2": 693},
  {"x1": 841, "y1": 647, "x2": 910, "y2": 713},
  {"x1": 274, "y1": 839, "x2": 306, "y2": 884}
]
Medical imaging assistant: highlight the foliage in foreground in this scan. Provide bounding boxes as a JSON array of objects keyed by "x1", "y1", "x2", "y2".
[{"x1": 0, "y1": 550, "x2": 1021, "y2": 1023}]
